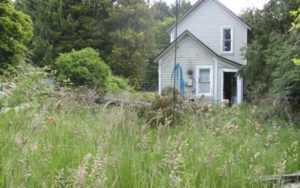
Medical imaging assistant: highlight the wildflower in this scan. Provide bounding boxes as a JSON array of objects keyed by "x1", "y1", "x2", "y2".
[
  {"x1": 140, "y1": 124, "x2": 149, "y2": 135},
  {"x1": 254, "y1": 133, "x2": 260, "y2": 138},
  {"x1": 251, "y1": 106, "x2": 258, "y2": 114},
  {"x1": 254, "y1": 152, "x2": 260, "y2": 159},
  {"x1": 277, "y1": 160, "x2": 286, "y2": 175},
  {"x1": 292, "y1": 141, "x2": 299, "y2": 148},
  {"x1": 267, "y1": 134, "x2": 272, "y2": 142},
  {"x1": 221, "y1": 99, "x2": 230, "y2": 106},
  {"x1": 15, "y1": 135, "x2": 24, "y2": 149},
  {"x1": 73, "y1": 166, "x2": 87, "y2": 187},
  {"x1": 73, "y1": 153, "x2": 92, "y2": 187},
  {"x1": 31, "y1": 141, "x2": 38, "y2": 152}
]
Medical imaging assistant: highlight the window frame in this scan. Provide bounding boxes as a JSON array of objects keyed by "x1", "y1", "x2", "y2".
[
  {"x1": 221, "y1": 26, "x2": 233, "y2": 53},
  {"x1": 196, "y1": 65, "x2": 213, "y2": 97}
]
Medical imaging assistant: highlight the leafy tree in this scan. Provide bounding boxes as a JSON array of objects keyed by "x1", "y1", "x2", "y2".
[
  {"x1": 0, "y1": 0, "x2": 33, "y2": 70},
  {"x1": 170, "y1": 0, "x2": 192, "y2": 17},
  {"x1": 107, "y1": 0, "x2": 156, "y2": 87},
  {"x1": 154, "y1": 17, "x2": 176, "y2": 50},
  {"x1": 290, "y1": 0, "x2": 300, "y2": 65},
  {"x1": 239, "y1": 0, "x2": 300, "y2": 110},
  {"x1": 143, "y1": 17, "x2": 176, "y2": 89},
  {"x1": 15, "y1": 0, "x2": 114, "y2": 67},
  {"x1": 151, "y1": 0, "x2": 172, "y2": 20}
]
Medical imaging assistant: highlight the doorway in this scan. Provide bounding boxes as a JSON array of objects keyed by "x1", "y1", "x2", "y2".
[{"x1": 223, "y1": 72, "x2": 237, "y2": 105}]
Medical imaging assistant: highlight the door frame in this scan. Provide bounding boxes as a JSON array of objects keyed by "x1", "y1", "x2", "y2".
[{"x1": 221, "y1": 68, "x2": 243, "y2": 104}]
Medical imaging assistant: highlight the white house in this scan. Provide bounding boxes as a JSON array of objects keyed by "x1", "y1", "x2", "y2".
[{"x1": 154, "y1": 0, "x2": 251, "y2": 105}]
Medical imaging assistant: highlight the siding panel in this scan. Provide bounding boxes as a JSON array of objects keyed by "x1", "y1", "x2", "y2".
[
  {"x1": 170, "y1": 0, "x2": 247, "y2": 65},
  {"x1": 161, "y1": 35, "x2": 215, "y2": 100}
]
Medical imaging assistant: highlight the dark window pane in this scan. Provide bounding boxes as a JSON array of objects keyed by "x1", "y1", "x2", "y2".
[
  {"x1": 224, "y1": 41, "x2": 231, "y2": 51},
  {"x1": 223, "y1": 29, "x2": 231, "y2": 40}
]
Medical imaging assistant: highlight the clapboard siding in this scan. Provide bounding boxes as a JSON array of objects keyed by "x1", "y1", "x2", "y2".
[
  {"x1": 169, "y1": 0, "x2": 247, "y2": 65},
  {"x1": 161, "y1": 35, "x2": 215, "y2": 99}
]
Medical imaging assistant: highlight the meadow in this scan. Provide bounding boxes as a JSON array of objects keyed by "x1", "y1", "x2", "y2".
[{"x1": 0, "y1": 65, "x2": 299, "y2": 187}]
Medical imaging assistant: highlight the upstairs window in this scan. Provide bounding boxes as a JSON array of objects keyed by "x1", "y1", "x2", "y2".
[{"x1": 222, "y1": 28, "x2": 233, "y2": 53}]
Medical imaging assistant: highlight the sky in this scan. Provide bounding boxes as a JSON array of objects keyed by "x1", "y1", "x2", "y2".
[{"x1": 153, "y1": 0, "x2": 269, "y2": 15}]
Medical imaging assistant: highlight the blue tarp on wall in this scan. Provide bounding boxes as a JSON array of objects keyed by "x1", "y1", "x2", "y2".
[{"x1": 171, "y1": 63, "x2": 185, "y2": 96}]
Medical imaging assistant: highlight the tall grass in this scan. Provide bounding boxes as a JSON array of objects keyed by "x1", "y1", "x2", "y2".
[{"x1": 0, "y1": 65, "x2": 299, "y2": 187}]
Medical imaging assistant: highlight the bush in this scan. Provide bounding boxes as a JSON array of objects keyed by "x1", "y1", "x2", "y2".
[
  {"x1": 0, "y1": 63, "x2": 56, "y2": 111},
  {"x1": 0, "y1": 0, "x2": 33, "y2": 71},
  {"x1": 55, "y1": 48, "x2": 111, "y2": 88},
  {"x1": 144, "y1": 87, "x2": 186, "y2": 126},
  {"x1": 106, "y1": 76, "x2": 133, "y2": 92}
]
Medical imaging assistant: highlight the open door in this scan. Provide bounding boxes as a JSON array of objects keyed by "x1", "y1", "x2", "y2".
[{"x1": 223, "y1": 72, "x2": 237, "y2": 105}]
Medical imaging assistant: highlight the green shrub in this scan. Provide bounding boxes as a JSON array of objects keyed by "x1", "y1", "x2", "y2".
[
  {"x1": 106, "y1": 76, "x2": 133, "y2": 92},
  {"x1": 55, "y1": 48, "x2": 111, "y2": 88},
  {"x1": 0, "y1": 0, "x2": 33, "y2": 71}
]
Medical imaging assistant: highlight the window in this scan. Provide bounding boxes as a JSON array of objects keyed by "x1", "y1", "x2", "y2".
[
  {"x1": 199, "y1": 69, "x2": 210, "y2": 93},
  {"x1": 196, "y1": 66, "x2": 213, "y2": 96},
  {"x1": 222, "y1": 27, "x2": 233, "y2": 53}
]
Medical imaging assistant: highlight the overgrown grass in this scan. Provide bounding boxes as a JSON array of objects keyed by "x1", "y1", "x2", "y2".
[{"x1": 0, "y1": 65, "x2": 299, "y2": 187}]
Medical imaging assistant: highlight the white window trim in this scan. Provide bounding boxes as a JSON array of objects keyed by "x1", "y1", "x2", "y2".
[
  {"x1": 196, "y1": 65, "x2": 213, "y2": 97},
  {"x1": 220, "y1": 68, "x2": 243, "y2": 104},
  {"x1": 221, "y1": 26, "x2": 234, "y2": 54}
]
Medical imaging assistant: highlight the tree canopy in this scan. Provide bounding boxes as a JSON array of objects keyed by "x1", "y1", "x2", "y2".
[
  {"x1": 15, "y1": 0, "x2": 157, "y2": 87},
  {"x1": 239, "y1": 0, "x2": 300, "y2": 109},
  {"x1": 0, "y1": 0, "x2": 33, "y2": 70}
]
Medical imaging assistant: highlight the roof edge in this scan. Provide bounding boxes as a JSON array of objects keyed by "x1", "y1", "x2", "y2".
[
  {"x1": 166, "y1": 0, "x2": 205, "y2": 33},
  {"x1": 167, "y1": 0, "x2": 251, "y2": 33},
  {"x1": 154, "y1": 30, "x2": 243, "y2": 67}
]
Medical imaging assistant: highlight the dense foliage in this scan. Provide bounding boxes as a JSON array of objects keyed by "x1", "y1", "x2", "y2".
[
  {"x1": 55, "y1": 48, "x2": 110, "y2": 88},
  {"x1": 240, "y1": 0, "x2": 300, "y2": 112},
  {"x1": 14, "y1": 0, "x2": 156, "y2": 87},
  {"x1": 14, "y1": 0, "x2": 113, "y2": 67},
  {"x1": 13, "y1": 0, "x2": 191, "y2": 88},
  {"x1": 106, "y1": 76, "x2": 133, "y2": 92},
  {"x1": 0, "y1": 0, "x2": 33, "y2": 71},
  {"x1": 291, "y1": 0, "x2": 300, "y2": 65},
  {"x1": 106, "y1": 0, "x2": 155, "y2": 87}
]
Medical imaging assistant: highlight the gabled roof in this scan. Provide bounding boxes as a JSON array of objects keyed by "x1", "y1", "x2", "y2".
[
  {"x1": 166, "y1": 0, "x2": 251, "y2": 33},
  {"x1": 154, "y1": 30, "x2": 242, "y2": 67}
]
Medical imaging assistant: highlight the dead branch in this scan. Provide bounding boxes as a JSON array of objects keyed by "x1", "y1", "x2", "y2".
[{"x1": 101, "y1": 97, "x2": 152, "y2": 110}]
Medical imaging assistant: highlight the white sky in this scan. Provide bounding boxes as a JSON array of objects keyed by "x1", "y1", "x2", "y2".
[{"x1": 153, "y1": 0, "x2": 269, "y2": 15}]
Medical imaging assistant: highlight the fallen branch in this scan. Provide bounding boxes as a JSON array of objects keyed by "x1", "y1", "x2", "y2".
[
  {"x1": 261, "y1": 171, "x2": 300, "y2": 183},
  {"x1": 101, "y1": 97, "x2": 152, "y2": 110}
]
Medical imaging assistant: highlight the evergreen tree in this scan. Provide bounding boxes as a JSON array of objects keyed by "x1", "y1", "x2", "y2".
[
  {"x1": 15, "y1": 0, "x2": 114, "y2": 67},
  {"x1": 107, "y1": 0, "x2": 156, "y2": 87}
]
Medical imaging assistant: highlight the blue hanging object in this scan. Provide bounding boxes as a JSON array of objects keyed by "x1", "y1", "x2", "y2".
[{"x1": 171, "y1": 63, "x2": 185, "y2": 96}]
